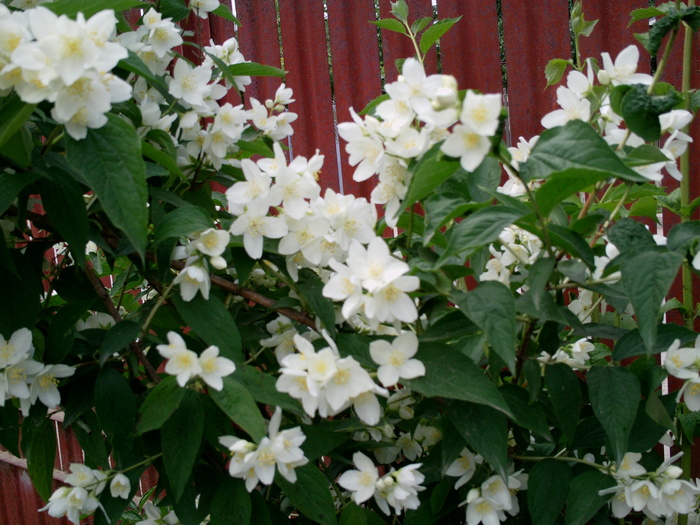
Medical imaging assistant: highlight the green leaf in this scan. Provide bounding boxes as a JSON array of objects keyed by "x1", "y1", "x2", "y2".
[
  {"x1": 39, "y1": 170, "x2": 89, "y2": 266},
  {"x1": 467, "y1": 156, "x2": 501, "y2": 202},
  {"x1": 94, "y1": 367, "x2": 138, "y2": 439},
  {"x1": 173, "y1": 294, "x2": 243, "y2": 364},
  {"x1": 535, "y1": 169, "x2": 607, "y2": 217},
  {"x1": 628, "y1": 196, "x2": 658, "y2": 220},
  {"x1": 630, "y1": 7, "x2": 665, "y2": 23},
  {"x1": 340, "y1": 503, "x2": 386, "y2": 525},
  {"x1": 624, "y1": 144, "x2": 672, "y2": 167},
  {"x1": 154, "y1": 206, "x2": 214, "y2": 245},
  {"x1": 47, "y1": 0, "x2": 147, "y2": 17},
  {"x1": 142, "y1": 141, "x2": 185, "y2": 180},
  {"x1": 565, "y1": 470, "x2": 616, "y2": 525},
  {"x1": 210, "y1": 479, "x2": 251, "y2": 525},
  {"x1": 411, "y1": 17, "x2": 433, "y2": 34},
  {"x1": 588, "y1": 366, "x2": 641, "y2": 464},
  {"x1": 668, "y1": 220, "x2": 700, "y2": 251},
  {"x1": 620, "y1": 85, "x2": 683, "y2": 141},
  {"x1": 118, "y1": 51, "x2": 173, "y2": 103},
  {"x1": 439, "y1": 207, "x2": 526, "y2": 264},
  {"x1": 227, "y1": 62, "x2": 287, "y2": 78},
  {"x1": 620, "y1": 247, "x2": 683, "y2": 353},
  {"x1": 405, "y1": 342, "x2": 511, "y2": 416},
  {"x1": 0, "y1": 93, "x2": 36, "y2": 149},
  {"x1": 276, "y1": 463, "x2": 337, "y2": 525},
  {"x1": 545, "y1": 58, "x2": 573, "y2": 87},
  {"x1": 528, "y1": 460, "x2": 572, "y2": 525},
  {"x1": 419, "y1": 17, "x2": 461, "y2": 54},
  {"x1": 0, "y1": 169, "x2": 40, "y2": 216},
  {"x1": 403, "y1": 143, "x2": 460, "y2": 211},
  {"x1": 235, "y1": 365, "x2": 302, "y2": 414},
  {"x1": 548, "y1": 224, "x2": 595, "y2": 268},
  {"x1": 612, "y1": 323, "x2": 697, "y2": 360},
  {"x1": 135, "y1": 376, "x2": 186, "y2": 435},
  {"x1": 212, "y1": 3, "x2": 241, "y2": 25},
  {"x1": 297, "y1": 269, "x2": 336, "y2": 336},
  {"x1": 24, "y1": 418, "x2": 56, "y2": 502},
  {"x1": 607, "y1": 217, "x2": 656, "y2": 253},
  {"x1": 65, "y1": 114, "x2": 148, "y2": 258},
  {"x1": 520, "y1": 120, "x2": 647, "y2": 183},
  {"x1": 500, "y1": 384, "x2": 551, "y2": 439},
  {"x1": 448, "y1": 401, "x2": 508, "y2": 480},
  {"x1": 0, "y1": 124, "x2": 32, "y2": 168},
  {"x1": 454, "y1": 283, "x2": 516, "y2": 374},
  {"x1": 101, "y1": 320, "x2": 140, "y2": 365},
  {"x1": 545, "y1": 364, "x2": 583, "y2": 442},
  {"x1": 162, "y1": 390, "x2": 204, "y2": 502},
  {"x1": 390, "y1": 0, "x2": 409, "y2": 23},
  {"x1": 422, "y1": 177, "x2": 480, "y2": 245},
  {"x1": 160, "y1": 0, "x2": 190, "y2": 21},
  {"x1": 210, "y1": 377, "x2": 266, "y2": 442}
]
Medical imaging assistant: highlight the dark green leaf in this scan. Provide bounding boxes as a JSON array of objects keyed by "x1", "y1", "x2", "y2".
[
  {"x1": 528, "y1": 460, "x2": 572, "y2": 525},
  {"x1": 72, "y1": 412, "x2": 110, "y2": 470},
  {"x1": 154, "y1": 206, "x2": 214, "y2": 245},
  {"x1": 340, "y1": 503, "x2": 386, "y2": 525},
  {"x1": 520, "y1": 120, "x2": 647, "y2": 183},
  {"x1": 65, "y1": 114, "x2": 148, "y2": 258},
  {"x1": 607, "y1": 217, "x2": 656, "y2": 253},
  {"x1": 101, "y1": 320, "x2": 140, "y2": 365},
  {"x1": 47, "y1": 0, "x2": 146, "y2": 17},
  {"x1": 454, "y1": 283, "x2": 516, "y2": 374},
  {"x1": 439, "y1": 207, "x2": 526, "y2": 264},
  {"x1": 500, "y1": 384, "x2": 551, "y2": 439},
  {"x1": 467, "y1": 156, "x2": 501, "y2": 202},
  {"x1": 620, "y1": 85, "x2": 683, "y2": 141},
  {"x1": 0, "y1": 93, "x2": 36, "y2": 149},
  {"x1": 545, "y1": 364, "x2": 582, "y2": 442},
  {"x1": 0, "y1": 124, "x2": 32, "y2": 168},
  {"x1": 210, "y1": 377, "x2": 266, "y2": 442},
  {"x1": 620, "y1": 247, "x2": 683, "y2": 352},
  {"x1": 24, "y1": 418, "x2": 56, "y2": 502},
  {"x1": 135, "y1": 376, "x2": 186, "y2": 435},
  {"x1": 668, "y1": 220, "x2": 700, "y2": 251},
  {"x1": 628, "y1": 196, "x2": 659, "y2": 220},
  {"x1": 612, "y1": 323, "x2": 697, "y2": 360},
  {"x1": 419, "y1": 17, "x2": 461, "y2": 54},
  {"x1": 210, "y1": 479, "x2": 251, "y2": 525},
  {"x1": 403, "y1": 143, "x2": 460, "y2": 211},
  {"x1": 588, "y1": 366, "x2": 641, "y2": 464},
  {"x1": 624, "y1": 144, "x2": 672, "y2": 167},
  {"x1": 94, "y1": 367, "x2": 138, "y2": 439},
  {"x1": 535, "y1": 169, "x2": 607, "y2": 217},
  {"x1": 405, "y1": 342, "x2": 511, "y2": 416},
  {"x1": 0, "y1": 170, "x2": 40, "y2": 216},
  {"x1": 548, "y1": 225, "x2": 596, "y2": 268},
  {"x1": 565, "y1": 470, "x2": 615, "y2": 525},
  {"x1": 142, "y1": 141, "x2": 185, "y2": 180},
  {"x1": 162, "y1": 390, "x2": 204, "y2": 501},
  {"x1": 118, "y1": 51, "x2": 173, "y2": 103},
  {"x1": 297, "y1": 269, "x2": 336, "y2": 336},
  {"x1": 276, "y1": 463, "x2": 337, "y2": 525},
  {"x1": 160, "y1": 0, "x2": 190, "y2": 20},
  {"x1": 448, "y1": 401, "x2": 508, "y2": 480},
  {"x1": 235, "y1": 365, "x2": 302, "y2": 414},
  {"x1": 173, "y1": 294, "x2": 243, "y2": 364}
]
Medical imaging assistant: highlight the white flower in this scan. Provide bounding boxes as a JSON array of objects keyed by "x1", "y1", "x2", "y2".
[
  {"x1": 370, "y1": 332, "x2": 425, "y2": 387},
  {"x1": 174, "y1": 261, "x2": 211, "y2": 302},
  {"x1": 194, "y1": 228, "x2": 230, "y2": 259},
  {"x1": 0, "y1": 327, "x2": 33, "y2": 368},
  {"x1": 446, "y1": 448, "x2": 479, "y2": 489},
  {"x1": 465, "y1": 488, "x2": 506, "y2": 525},
  {"x1": 598, "y1": 45, "x2": 653, "y2": 86},
  {"x1": 157, "y1": 332, "x2": 202, "y2": 387},
  {"x1": 169, "y1": 58, "x2": 212, "y2": 108},
  {"x1": 190, "y1": 0, "x2": 219, "y2": 19},
  {"x1": 197, "y1": 346, "x2": 236, "y2": 391},
  {"x1": 110, "y1": 473, "x2": 131, "y2": 499},
  {"x1": 441, "y1": 123, "x2": 492, "y2": 172},
  {"x1": 338, "y1": 451, "x2": 379, "y2": 504},
  {"x1": 29, "y1": 364, "x2": 75, "y2": 412},
  {"x1": 541, "y1": 86, "x2": 591, "y2": 128},
  {"x1": 460, "y1": 91, "x2": 502, "y2": 136},
  {"x1": 229, "y1": 200, "x2": 288, "y2": 260}
]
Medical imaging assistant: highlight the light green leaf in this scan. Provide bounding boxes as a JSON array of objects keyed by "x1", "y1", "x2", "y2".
[
  {"x1": 565, "y1": 470, "x2": 615, "y2": 525},
  {"x1": 160, "y1": 0, "x2": 191, "y2": 22},
  {"x1": 419, "y1": 17, "x2": 461, "y2": 54},
  {"x1": 213, "y1": 3, "x2": 241, "y2": 25},
  {"x1": 454, "y1": 283, "x2": 516, "y2": 374},
  {"x1": 520, "y1": 120, "x2": 647, "y2": 183},
  {"x1": 545, "y1": 364, "x2": 582, "y2": 442},
  {"x1": 403, "y1": 143, "x2": 460, "y2": 211},
  {"x1": 47, "y1": 0, "x2": 147, "y2": 18},
  {"x1": 0, "y1": 94, "x2": 36, "y2": 149},
  {"x1": 65, "y1": 114, "x2": 148, "y2": 258},
  {"x1": 628, "y1": 196, "x2": 658, "y2": 220},
  {"x1": 411, "y1": 17, "x2": 432, "y2": 34},
  {"x1": 528, "y1": 460, "x2": 572, "y2": 525},
  {"x1": 276, "y1": 463, "x2": 337, "y2": 525},
  {"x1": 173, "y1": 294, "x2": 243, "y2": 364},
  {"x1": 390, "y1": 0, "x2": 409, "y2": 23},
  {"x1": 162, "y1": 390, "x2": 204, "y2": 502},
  {"x1": 154, "y1": 206, "x2": 214, "y2": 245},
  {"x1": 405, "y1": 342, "x2": 511, "y2": 416},
  {"x1": 24, "y1": 418, "x2": 56, "y2": 502},
  {"x1": 438, "y1": 206, "x2": 526, "y2": 264},
  {"x1": 448, "y1": 401, "x2": 508, "y2": 480},
  {"x1": 535, "y1": 169, "x2": 607, "y2": 217},
  {"x1": 210, "y1": 377, "x2": 266, "y2": 442},
  {"x1": 588, "y1": 367, "x2": 641, "y2": 465},
  {"x1": 227, "y1": 62, "x2": 287, "y2": 78},
  {"x1": 135, "y1": 376, "x2": 186, "y2": 435},
  {"x1": 544, "y1": 58, "x2": 572, "y2": 87},
  {"x1": 620, "y1": 247, "x2": 683, "y2": 353}
]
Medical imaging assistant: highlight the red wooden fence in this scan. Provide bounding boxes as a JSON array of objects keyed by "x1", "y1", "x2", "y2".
[{"x1": 3, "y1": 0, "x2": 700, "y2": 523}]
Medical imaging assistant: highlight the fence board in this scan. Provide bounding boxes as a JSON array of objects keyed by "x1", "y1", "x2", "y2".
[
  {"x1": 501, "y1": 1, "x2": 571, "y2": 142},
  {"x1": 438, "y1": 0, "x2": 503, "y2": 96},
  {"x1": 278, "y1": 0, "x2": 340, "y2": 190},
  {"x1": 327, "y1": 0, "x2": 383, "y2": 197},
  {"x1": 379, "y1": 0, "x2": 438, "y2": 81}
]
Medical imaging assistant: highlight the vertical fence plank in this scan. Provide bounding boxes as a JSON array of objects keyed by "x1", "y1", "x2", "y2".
[
  {"x1": 234, "y1": 0, "x2": 283, "y2": 105},
  {"x1": 501, "y1": 1, "x2": 571, "y2": 143},
  {"x1": 380, "y1": 0, "x2": 438, "y2": 82},
  {"x1": 438, "y1": 0, "x2": 502, "y2": 95},
  {"x1": 277, "y1": 0, "x2": 340, "y2": 190},
  {"x1": 327, "y1": 0, "x2": 383, "y2": 198}
]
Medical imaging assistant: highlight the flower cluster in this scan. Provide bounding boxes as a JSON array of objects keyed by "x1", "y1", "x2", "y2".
[
  {"x1": 276, "y1": 333, "x2": 388, "y2": 424},
  {"x1": 665, "y1": 336, "x2": 700, "y2": 411},
  {"x1": 156, "y1": 332, "x2": 235, "y2": 390},
  {"x1": 479, "y1": 225, "x2": 543, "y2": 286},
  {"x1": 538, "y1": 338, "x2": 595, "y2": 369},
  {"x1": 173, "y1": 227, "x2": 231, "y2": 302},
  {"x1": 219, "y1": 407, "x2": 308, "y2": 492},
  {"x1": 463, "y1": 472, "x2": 526, "y2": 525},
  {"x1": 601, "y1": 452, "x2": 700, "y2": 520},
  {"x1": 338, "y1": 451, "x2": 425, "y2": 515},
  {"x1": 0, "y1": 5, "x2": 131, "y2": 139},
  {"x1": 0, "y1": 327, "x2": 75, "y2": 416},
  {"x1": 41, "y1": 463, "x2": 131, "y2": 524}
]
